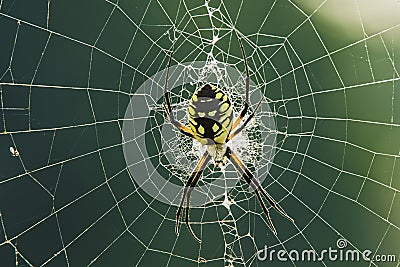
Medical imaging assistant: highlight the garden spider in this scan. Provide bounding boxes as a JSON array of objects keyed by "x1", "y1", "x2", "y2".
[{"x1": 164, "y1": 39, "x2": 293, "y2": 242}]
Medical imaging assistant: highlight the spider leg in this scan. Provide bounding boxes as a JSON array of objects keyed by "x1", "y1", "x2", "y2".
[
  {"x1": 258, "y1": 185, "x2": 294, "y2": 223},
  {"x1": 228, "y1": 38, "x2": 262, "y2": 141},
  {"x1": 254, "y1": 190, "x2": 277, "y2": 234},
  {"x1": 176, "y1": 151, "x2": 212, "y2": 242},
  {"x1": 164, "y1": 49, "x2": 194, "y2": 139},
  {"x1": 231, "y1": 38, "x2": 250, "y2": 131},
  {"x1": 227, "y1": 98, "x2": 262, "y2": 141},
  {"x1": 225, "y1": 147, "x2": 293, "y2": 235}
]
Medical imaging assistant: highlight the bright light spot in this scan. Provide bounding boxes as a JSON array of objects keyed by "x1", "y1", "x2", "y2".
[
  {"x1": 298, "y1": 0, "x2": 400, "y2": 34},
  {"x1": 222, "y1": 194, "x2": 235, "y2": 210},
  {"x1": 212, "y1": 35, "x2": 219, "y2": 44}
]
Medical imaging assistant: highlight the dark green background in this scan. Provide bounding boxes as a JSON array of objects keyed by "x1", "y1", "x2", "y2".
[{"x1": 0, "y1": 0, "x2": 399, "y2": 266}]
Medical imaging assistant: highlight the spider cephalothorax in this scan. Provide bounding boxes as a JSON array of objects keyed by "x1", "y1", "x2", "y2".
[{"x1": 164, "y1": 39, "x2": 293, "y2": 242}]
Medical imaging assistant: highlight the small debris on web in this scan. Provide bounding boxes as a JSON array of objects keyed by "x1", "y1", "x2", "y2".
[{"x1": 9, "y1": 146, "x2": 19, "y2": 157}]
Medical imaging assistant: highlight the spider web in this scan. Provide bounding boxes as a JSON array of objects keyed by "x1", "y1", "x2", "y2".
[{"x1": 0, "y1": 0, "x2": 400, "y2": 266}]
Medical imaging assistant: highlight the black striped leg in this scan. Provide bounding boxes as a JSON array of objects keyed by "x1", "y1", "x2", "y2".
[
  {"x1": 176, "y1": 151, "x2": 212, "y2": 242},
  {"x1": 225, "y1": 147, "x2": 293, "y2": 235},
  {"x1": 163, "y1": 49, "x2": 194, "y2": 139},
  {"x1": 231, "y1": 38, "x2": 250, "y2": 131},
  {"x1": 227, "y1": 98, "x2": 262, "y2": 141}
]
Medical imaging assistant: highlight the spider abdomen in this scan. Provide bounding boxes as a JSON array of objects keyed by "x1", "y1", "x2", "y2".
[{"x1": 188, "y1": 84, "x2": 233, "y2": 145}]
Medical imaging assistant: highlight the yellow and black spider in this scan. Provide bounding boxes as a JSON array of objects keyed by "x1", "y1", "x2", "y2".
[{"x1": 164, "y1": 39, "x2": 293, "y2": 242}]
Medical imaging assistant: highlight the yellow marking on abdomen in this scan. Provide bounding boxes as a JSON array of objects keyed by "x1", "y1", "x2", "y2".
[
  {"x1": 215, "y1": 92, "x2": 223, "y2": 100},
  {"x1": 208, "y1": 110, "x2": 217, "y2": 117},
  {"x1": 198, "y1": 125, "x2": 205, "y2": 135},
  {"x1": 219, "y1": 102, "x2": 230, "y2": 112},
  {"x1": 189, "y1": 118, "x2": 197, "y2": 126},
  {"x1": 222, "y1": 117, "x2": 231, "y2": 129},
  {"x1": 214, "y1": 131, "x2": 228, "y2": 144},
  {"x1": 212, "y1": 123, "x2": 219, "y2": 132},
  {"x1": 188, "y1": 106, "x2": 195, "y2": 116}
]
